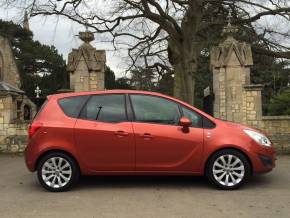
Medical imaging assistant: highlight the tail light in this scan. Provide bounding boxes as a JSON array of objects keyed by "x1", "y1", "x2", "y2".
[{"x1": 28, "y1": 122, "x2": 43, "y2": 139}]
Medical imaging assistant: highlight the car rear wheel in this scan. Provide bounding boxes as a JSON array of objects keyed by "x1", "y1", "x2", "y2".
[
  {"x1": 37, "y1": 152, "x2": 80, "y2": 192},
  {"x1": 206, "y1": 149, "x2": 251, "y2": 190}
]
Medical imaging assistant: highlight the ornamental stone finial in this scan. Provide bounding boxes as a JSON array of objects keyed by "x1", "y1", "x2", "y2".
[
  {"x1": 227, "y1": 10, "x2": 233, "y2": 26},
  {"x1": 79, "y1": 23, "x2": 94, "y2": 43},
  {"x1": 79, "y1": 31, "x2": 94, "y2": 43},
  {"x1": 222, "y1": 9, "x2": 238, "y2": 39}
]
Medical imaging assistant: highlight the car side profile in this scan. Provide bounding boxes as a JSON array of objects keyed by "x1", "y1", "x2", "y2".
[{"x1": 25, "y1": 90, "x2": 275, "y2": 192}]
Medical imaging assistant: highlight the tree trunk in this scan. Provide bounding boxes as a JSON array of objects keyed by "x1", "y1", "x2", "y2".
[
  {"x1": 173, "y1": 60, "x2": 196, "y2": 105},
  {"x1": 168, "y1": 1, "x2": 202, "y2": 105},
  {"x1": 168, "y1": 32, "x2": 199, "y2": 105}
]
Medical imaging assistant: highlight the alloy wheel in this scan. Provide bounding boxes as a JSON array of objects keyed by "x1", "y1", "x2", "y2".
[
  {"x1": 41, "y1": 157, "x2": 72, "y2": 189},
  {"x1": 212, "y1": 154, "x2": 245, "y2": 187}
]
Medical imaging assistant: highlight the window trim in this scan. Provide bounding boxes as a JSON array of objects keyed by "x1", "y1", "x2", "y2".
[
  {"x1": 125, "y1": 94, "x2": 134, "y2": 121},
  {"x1": 78, "y1": 93, "x2": 128, "y2": 123},
  {"x1": 128, "y1": 94, "x2": 182, "y2": 126}
]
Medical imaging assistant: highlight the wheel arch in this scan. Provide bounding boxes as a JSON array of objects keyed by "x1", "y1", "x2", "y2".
[
  {"x1": 204, "y1": 147, "x2": 253, "y2": 175},
  {"x1": 35, "y1": 149, "x2": 81, "y2": 173}
]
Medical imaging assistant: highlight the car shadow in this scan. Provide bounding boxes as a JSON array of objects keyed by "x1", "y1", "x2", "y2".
[
  {"x1": 247, "y1": 174, "x2": 275, "y2": 187},
  {"x1": 72, "y1": 173, "x2": 275, "y2": 192},
  {"x1": 74, "y1": 175, "x2": 211, "y2": 191},
  {"x1": 25, "y1": 173, "x2": 275, "y2": 192}
]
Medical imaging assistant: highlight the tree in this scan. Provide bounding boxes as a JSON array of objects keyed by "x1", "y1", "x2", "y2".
[
  {"x1": 267, "y1": 89, "x2": 290, "y2": 115},
  {"x1": 115, "y1": 77, "x2": 133, "y2": 89},
  {"x1": 3, "y1": 0, "x2": 290, "y2": 105},
  {"x1": 104, "y1": 66, "x2": 133, "y2": 89},
  {"x1": 155, "y1": 71, "x2": 174, "y2": 96},
  {"x1": 104, "y1": 66, "x2": 116, "y2": 89},
  {"x1": 129, "y1": 68, "x2": 157, "y2": 90},
  {"x1": 0, "y1": 19, "x2": 68, "y2": 101}
]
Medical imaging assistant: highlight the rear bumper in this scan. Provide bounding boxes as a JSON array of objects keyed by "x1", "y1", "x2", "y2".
[{"x1": 24, "y1": 141, "x2": 37, "y2": 172}]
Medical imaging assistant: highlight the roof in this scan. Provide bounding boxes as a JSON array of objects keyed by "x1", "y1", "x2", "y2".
[
  {"x1": 0, "y1": 81, "x2": 24, "y2": 95},
  {"x1": 49, "y1": 89, "x2": 165, "y2": 99}
]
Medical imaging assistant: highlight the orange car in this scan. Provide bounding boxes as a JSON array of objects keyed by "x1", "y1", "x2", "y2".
[{"x1": 25, "y1": 90, "x2": 275, "y2": 192}]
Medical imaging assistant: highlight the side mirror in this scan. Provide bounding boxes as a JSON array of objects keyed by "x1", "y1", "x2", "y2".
[{"x1": 179, "y1": 117, "x2": 192, "y2": 128}]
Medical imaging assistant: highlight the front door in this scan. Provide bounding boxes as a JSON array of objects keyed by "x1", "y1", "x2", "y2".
[
  {"x1": 130, "y1": 94, "x2": 204, "y2": 172},
  {"x1": 74, "y1": 94, "x2": 135, "y2": 171}
]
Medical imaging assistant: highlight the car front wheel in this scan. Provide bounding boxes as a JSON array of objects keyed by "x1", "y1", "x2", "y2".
[
  {"x1": 37, "y1": 152, "x2": 80, "y2": 192},
  {"x1": 206, "y1": 149, "x2": 251, "y2": 190}
]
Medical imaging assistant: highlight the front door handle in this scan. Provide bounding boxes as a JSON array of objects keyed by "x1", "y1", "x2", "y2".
[
  {"x1": 140, "y1": 133, "x2": 153, "y2": 140},
  {"x1": 114, "y1": 130, "x2": 129, "y2": 137}
]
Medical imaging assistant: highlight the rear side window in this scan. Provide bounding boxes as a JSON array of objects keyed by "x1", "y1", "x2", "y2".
[
  {"x1": 80, "y1": 94, "x2": 127, "y2": 123},
  {"x1": 58, "y1": 95, "x2": 89, "y2": 118}
]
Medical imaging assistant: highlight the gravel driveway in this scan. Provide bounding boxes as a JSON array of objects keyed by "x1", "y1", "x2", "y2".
[{"x1": 0, "y1": 154, "x2": 289, "y2": 218}]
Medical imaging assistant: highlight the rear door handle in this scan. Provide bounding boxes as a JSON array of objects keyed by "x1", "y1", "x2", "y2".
[
  {"x1": 140, "y1": 133, "x2": 153, "y2": 139},
  {"x1": 114, "y1": 130, "x2": 129, "y2": 137}
]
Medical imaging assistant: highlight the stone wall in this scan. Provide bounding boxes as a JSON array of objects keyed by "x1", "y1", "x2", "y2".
[
  {"x1": 0, "y1": 123, "x2": 28, "y2": 153},
  {"x1": 0, "y1": 95, "x2": 35, "y2": 153},
  {"x1": 0, "y1": 36, "x2": 21, "y2": 88},
  {"x1": 0, "y1": 35, "x2": 37, "y2": 153},
  {"x1": 260, "y1": 117, "x2": 290, "y2": 154},
  {"x1": 242, "y1": 90, "x2": 290, "y2": 153},
  {"x1": 211, "y1": 23, "x2": 290, "y2": 154}
]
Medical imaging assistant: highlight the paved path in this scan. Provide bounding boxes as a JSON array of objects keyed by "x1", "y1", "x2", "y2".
[{"x1": 0, "y1": 154, "x2": 289, "y2": 218}]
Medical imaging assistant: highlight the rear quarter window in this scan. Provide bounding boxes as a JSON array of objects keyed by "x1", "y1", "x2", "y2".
[{"x1": 58, "y1": 95, "x2": 89, "y2": 118}]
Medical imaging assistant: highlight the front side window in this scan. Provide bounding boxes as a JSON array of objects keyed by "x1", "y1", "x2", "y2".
[
  {"x1": 130, "y1": 94, "x2": 180, "y2": 125},
  {"x1": 181, "y1": 106, "x2": 202, "y2": 128},
  {"x1": 80, "y1": 94, "x2": 127, "y2": 123}
]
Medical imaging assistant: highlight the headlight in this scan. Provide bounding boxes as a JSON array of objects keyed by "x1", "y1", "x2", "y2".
[{"x1": 243, "y1": 129, "x2": 271, "y2": 147}]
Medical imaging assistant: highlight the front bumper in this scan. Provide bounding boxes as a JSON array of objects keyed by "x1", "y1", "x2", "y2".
[
  {"x1": 251, "y1": 144, "x2": 276, "y2": 173},
  {"x1": 258, "y1": 153, "x2": 274, "y2": 168}
]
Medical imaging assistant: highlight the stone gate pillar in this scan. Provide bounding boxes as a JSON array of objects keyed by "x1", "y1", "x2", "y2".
[
  {"x1": 210, "y1": 22, "x2": 253, "y2": 123},
  {"x1": 67, "y1": 30, "x2": 106, "y2": 92}
]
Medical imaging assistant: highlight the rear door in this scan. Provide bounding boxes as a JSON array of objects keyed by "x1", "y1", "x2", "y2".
[
  {"x1": 74, "y1": 94, "x2": 135, "y2": 171},
  {"x1": 129, "y1": 94, "x2": 204, "y2": 172}
]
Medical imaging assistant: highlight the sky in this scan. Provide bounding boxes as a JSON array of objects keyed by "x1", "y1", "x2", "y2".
[
  {"x1": 0, "y1": 7, "x2": 127, "y2": 77},
  {"x1": 1, "y1": 1, "x2": 290, "y2": 78}
]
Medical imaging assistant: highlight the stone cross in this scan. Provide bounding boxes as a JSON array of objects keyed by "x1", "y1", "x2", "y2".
[{"x1": 35, "y1": 86, "x2": 41, "y2": 98}]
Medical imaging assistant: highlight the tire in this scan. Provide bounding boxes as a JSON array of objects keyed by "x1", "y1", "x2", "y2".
[
  {"x1": 37, "y1": 152, "x2": 80, "y2": 192},
  {"x1": 206, "y1": 149, "x2": 251, "y2": 190}
]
